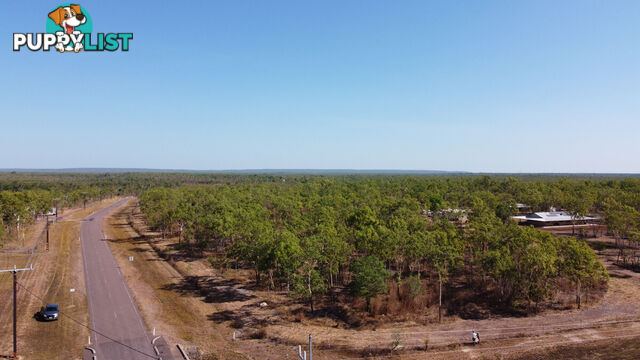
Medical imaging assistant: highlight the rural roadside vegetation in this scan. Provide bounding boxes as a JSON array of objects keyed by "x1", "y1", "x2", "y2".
[
  {"x1": 137, "y1": 177, "x2": 624, "y2": 318},
  {"x1": 1, "y1": 173, "x2": 640, "y2": 358}
]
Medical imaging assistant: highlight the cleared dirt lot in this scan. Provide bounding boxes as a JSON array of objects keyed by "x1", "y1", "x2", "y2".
[
  {"x1": 103, "y1": 204, "x2": 640, "y2": 359},
  {"x1": 0, "y1": 199, "x2": 121, "y2": 359}
]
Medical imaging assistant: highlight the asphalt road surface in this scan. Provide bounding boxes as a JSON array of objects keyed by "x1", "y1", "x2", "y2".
[{"x1": 81, "y1": 199, "x2": 162, "y2": 360}]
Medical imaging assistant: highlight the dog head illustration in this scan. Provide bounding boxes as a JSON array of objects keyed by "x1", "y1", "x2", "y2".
[{"x1": 48, "y1": 4, "x2": 86, "y2": 34}]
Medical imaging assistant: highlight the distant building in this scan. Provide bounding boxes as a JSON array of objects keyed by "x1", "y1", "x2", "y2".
[
  {"x1": 511, "y1": 211, "x2": 600, "y2": 227},
  {"x1": 516, "y1": 203, "x2": 532, "y2": 214},
  {"x1": 425, "y1": 208, "x2": 468, "y2": 223}
]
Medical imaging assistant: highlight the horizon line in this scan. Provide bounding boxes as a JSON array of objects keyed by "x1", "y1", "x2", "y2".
[{"x1": 1, "y1": 168, "x2": 639, "y2": 176}]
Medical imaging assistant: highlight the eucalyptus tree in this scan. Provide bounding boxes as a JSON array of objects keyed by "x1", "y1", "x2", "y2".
[
  {"x1": 350, "y1": 255, "x2": 388, "y2": 313},
  {"x1": 310, "y1": 205, "x2": 351, "y2": 287},
  {"x1": 273, "y1": 230, "x2": 303, "y2": 291},
  {"x1": 227, "y1": 203, "x2": 275, "y2": 285},
  {"x1": 0, "y1": 219, "x2": 5, "y2": 240},
  {"x1": 139, "y1": 187, "x2": 177, "y2": 239},
  {"x1": 0, "y1": 191, "x2": 30, "y2": 235},
  {"x1": 426, "y1": 220, "x2": 464, "y2": 322},
  {"x1": 292, "y1": 234, "x2": 326, "y2": 314},
  {"x1": 558, "y1": 237, "x2": 608, "y2": 309}
]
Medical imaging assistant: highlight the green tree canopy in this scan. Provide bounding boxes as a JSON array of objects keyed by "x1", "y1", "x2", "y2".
[{"x1": 350, "y1": 255, "x2": 388, "y2": 312}]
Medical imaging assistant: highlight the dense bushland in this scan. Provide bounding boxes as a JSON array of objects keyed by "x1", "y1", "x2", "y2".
[
  {"x1": 138, "y1": 176, "x2": 640, "y2": 316},
  {"x1": 2, "y1": 173, "x2": 638, "y2": 315}
]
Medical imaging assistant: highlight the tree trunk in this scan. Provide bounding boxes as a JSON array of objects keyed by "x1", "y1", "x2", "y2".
[
  {"x1": 467, "y1": 255, "x2": 473, "y2": 287},
  {"x1": 576, "y1": 278, "x2": 582, "y2": 309},
  {"x1": 438, "y1": 274, "x2": 442, "y2": 323},
  {"x1": 268, "y1": 270, "x2": 274, "y2": 291},
  {"x1": 308, "y1": 271, "x2": 314, "y2": 314}
]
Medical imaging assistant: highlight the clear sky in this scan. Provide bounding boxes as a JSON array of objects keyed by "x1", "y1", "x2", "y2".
[{"x1": 1, "y1": 1, "x2": 638, "y2": 172}]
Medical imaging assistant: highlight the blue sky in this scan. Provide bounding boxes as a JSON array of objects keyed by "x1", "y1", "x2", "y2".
[{"x1": 1, "y1": 1, "x2": 638, "y2": 172}]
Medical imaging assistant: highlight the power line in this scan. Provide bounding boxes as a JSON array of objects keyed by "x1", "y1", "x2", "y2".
[{"x1": 16, "y1": 281, "x2": 158, "y2": 360}]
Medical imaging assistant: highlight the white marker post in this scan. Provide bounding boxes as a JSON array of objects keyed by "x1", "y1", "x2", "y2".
[{"x1": 70, "y1": 288, "x2": 76, "y2": 307}]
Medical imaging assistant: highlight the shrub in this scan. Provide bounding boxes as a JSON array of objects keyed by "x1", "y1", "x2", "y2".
[
  {"x1": 391, "y1": 332, "x2": 402, "y2": 350},
  {"x1": 230, "y1": 318, "x2": 244, "y2": 329},
  {"x1": 249, "y1": 328, "x2": 267, "y2": 339}
]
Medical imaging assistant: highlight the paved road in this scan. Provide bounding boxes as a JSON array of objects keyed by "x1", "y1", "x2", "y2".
[{"x1": 81, "y1": 199, "x2": 161, "y2": 360}]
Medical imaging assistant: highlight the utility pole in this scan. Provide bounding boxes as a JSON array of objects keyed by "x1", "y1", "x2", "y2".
[
  {"x1": 46, "y1": 218, "x2": 50, "y2": 251},
  {"x1": 0, "y1": 265, "x2": 33, "y2": 359},
  {"x1": 53, "y1": 198, "x2": 60, "y2": 220}
]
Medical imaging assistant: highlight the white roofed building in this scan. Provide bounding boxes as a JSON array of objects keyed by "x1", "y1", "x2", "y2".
[{"x1": 511, "y1": 211, "x2": 600, "y2": 227}]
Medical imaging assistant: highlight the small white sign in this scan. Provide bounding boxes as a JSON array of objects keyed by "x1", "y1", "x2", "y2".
[
  {"x1": 129, "y1": 256, "x2": 134, "y2": 262},
  {"x1": 70, "y1": 288, "x2": 76, "y2": 293}
]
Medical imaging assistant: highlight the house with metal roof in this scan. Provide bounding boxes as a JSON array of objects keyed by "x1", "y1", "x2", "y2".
[{"x1": 511, "y1": 211, "x2": 600, "y2": 227}]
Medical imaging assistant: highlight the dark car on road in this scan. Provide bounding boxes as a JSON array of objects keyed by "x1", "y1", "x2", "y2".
[{"x1": 38, "y1": 304, "x2": 59, "y2": 321}]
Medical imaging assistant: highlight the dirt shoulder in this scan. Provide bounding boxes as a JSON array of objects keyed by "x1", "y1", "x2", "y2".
[{"x1": 103, "y1": 199, "x2": 248, "y2": 360}]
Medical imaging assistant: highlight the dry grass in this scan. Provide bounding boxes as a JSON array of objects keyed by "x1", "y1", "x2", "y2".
[
  {"x1": 509, "y1": 336, "x2": 640, "y2": 360},
  {"x1": 103, "y1": 200, "x2": 248, "y2": 359},
  {"x1": 0, "y1": 200, "x2": 119, "y2": 359},
  {"x1": 0, "y1": 218, "x2": 46, "y2": 252}
]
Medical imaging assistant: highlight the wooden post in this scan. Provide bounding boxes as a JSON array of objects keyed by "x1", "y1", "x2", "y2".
[
  {"x1": 0, "y1": 265, "x2": 33, "y2": 360},
  {"x1": 46, "y1": 219, "x2": 50, "y2": 251}
]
